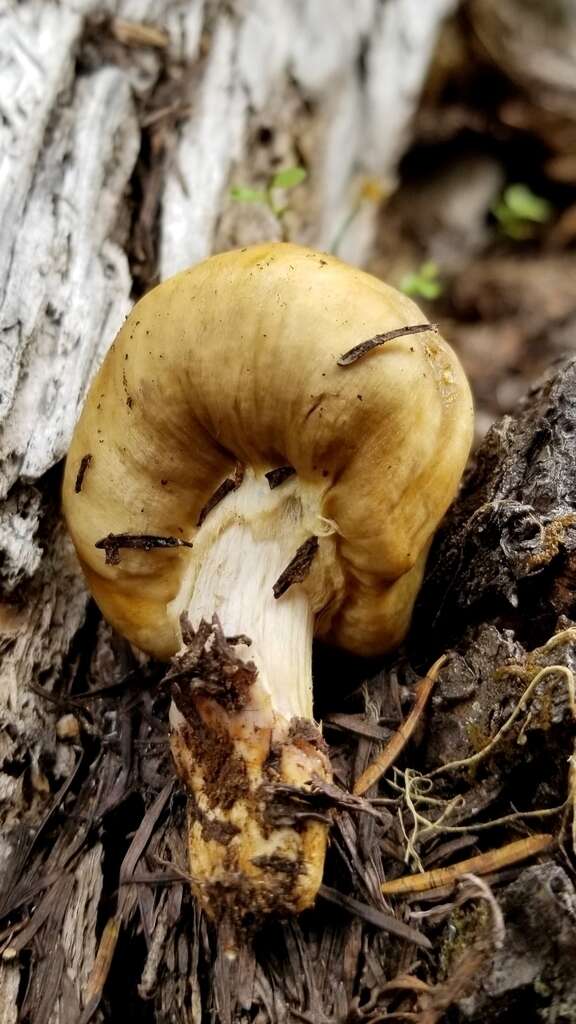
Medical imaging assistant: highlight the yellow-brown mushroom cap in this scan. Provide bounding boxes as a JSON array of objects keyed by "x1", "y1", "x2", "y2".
[{"x1": 63, "y1": 243, "x2": 473, "y2": 659}]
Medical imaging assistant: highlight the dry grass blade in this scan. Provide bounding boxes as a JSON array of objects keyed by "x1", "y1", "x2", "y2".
[
  {"x1": 319, "y1": 885, "x2": 432, "y2": 950},
  {"x1": 119, "y1": 782, "x2": 173, "y2": 892},
  {"x1": 325, "y1": 712, "x2": 393, "y2": 741},
  {"x1": 197, "y1": 464, "x2": 244, "y2": 526},
  {"x1": 2, "y1": 874, "x2": 74, "y2": 959},
  {"x1": 381, "y1": 834, "x2": 554, "y2": 895},
  {"x1": 79, "y1": 916, "x2": 121, "y2": 1024},
  {"x1": 0, "y1": 752, "x2": 84, "y2": 921},
  {"x1": 353, "y1": 656, "x2": 446, "y2": 796}
]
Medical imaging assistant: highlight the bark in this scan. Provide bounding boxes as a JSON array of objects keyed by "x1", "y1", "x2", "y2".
[{"x1": 0, "y1": 2, "x2": 455, "y2": 1021}]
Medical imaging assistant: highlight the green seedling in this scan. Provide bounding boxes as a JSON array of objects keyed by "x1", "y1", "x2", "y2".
[
  {"x1": 492, "y1": 183, "x2": 552, "y2": 240},
  {"x1": 400, "y1": 261, "x2": 443, "y2": 301},
  {"x1": 230, "y1": 166, "x2": 307, "y2": 239}
]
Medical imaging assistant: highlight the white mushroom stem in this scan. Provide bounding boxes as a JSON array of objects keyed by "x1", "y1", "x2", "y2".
[
  {"x1": 169, "y1": 469, "x2": 331, "y2": 740},
  {"x1": 167, "y1": 470, "x2": 335, "y2": 921},
  {"x1": 188, "y1": 518, "x2": 313, "y2": 727}
]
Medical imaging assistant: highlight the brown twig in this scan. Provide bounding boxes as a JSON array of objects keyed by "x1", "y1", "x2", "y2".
[
  {"x1": 74, "y1": 454, "x2": 92, "y2": 493},
  {"x1": 196, "y1": 463, "x2": 244, "y2": 526},
  {"x1": 265, "y1": 465, "x2": 296, "y2": 489},
  {"x1": 337, "y1": 323, "x2": 437, "y2": 367},
  {"x1": 95, "y1": 532, "x2": 193, "y2": 565},
  {"x1": 353, "y1": 655, "x2": 447, "y2": 796},
  {"x1": 273, "y1": 536, "x2": 319, "y2": 599},
  {"x1": 380, "y1": 834, "x2": 554, "y2": 895}
]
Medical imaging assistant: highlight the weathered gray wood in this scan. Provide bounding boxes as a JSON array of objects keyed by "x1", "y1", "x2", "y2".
[
  {"x1": 0, "y1": 6, "x2": 137, "y2": 503},
  {"x1": 0, "y1": 517, "x2": 88, "y2": 841},
  {"x1": 52, "y1": 844, "x2": 104, "y2": 1023},
  {"x1": 0, "y1": 963, "x2": 19, "y2": 1024}
]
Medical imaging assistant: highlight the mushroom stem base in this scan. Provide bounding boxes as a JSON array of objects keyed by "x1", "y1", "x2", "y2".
[{"x1": 169, "y1": 616, "x2": 331, "y2": 926}]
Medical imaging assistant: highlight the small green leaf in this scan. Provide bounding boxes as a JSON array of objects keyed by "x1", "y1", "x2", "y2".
[
  {"x1": 504, "y1": 184, "x2": 551, "y2": 224},
  {"x1": 229, "y1": 186, "x2": 267, "y2": 204},
  {"x1": 492, "y1": 183, "x2": 553, "y2": 239},
  {"x1": 270, "y1": 166, "x2": 307, "y2": 190},
  {"x1": 418, "y1": 278, "x2": 443, "y2": 300},
  {"x1": 400, "y1": 262, "x2": 443, "y2": 301}
]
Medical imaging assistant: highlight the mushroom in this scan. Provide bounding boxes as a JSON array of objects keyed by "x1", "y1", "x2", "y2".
[{"x1": 62, "y1": 242, "x2": 473, "y2": 927}]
